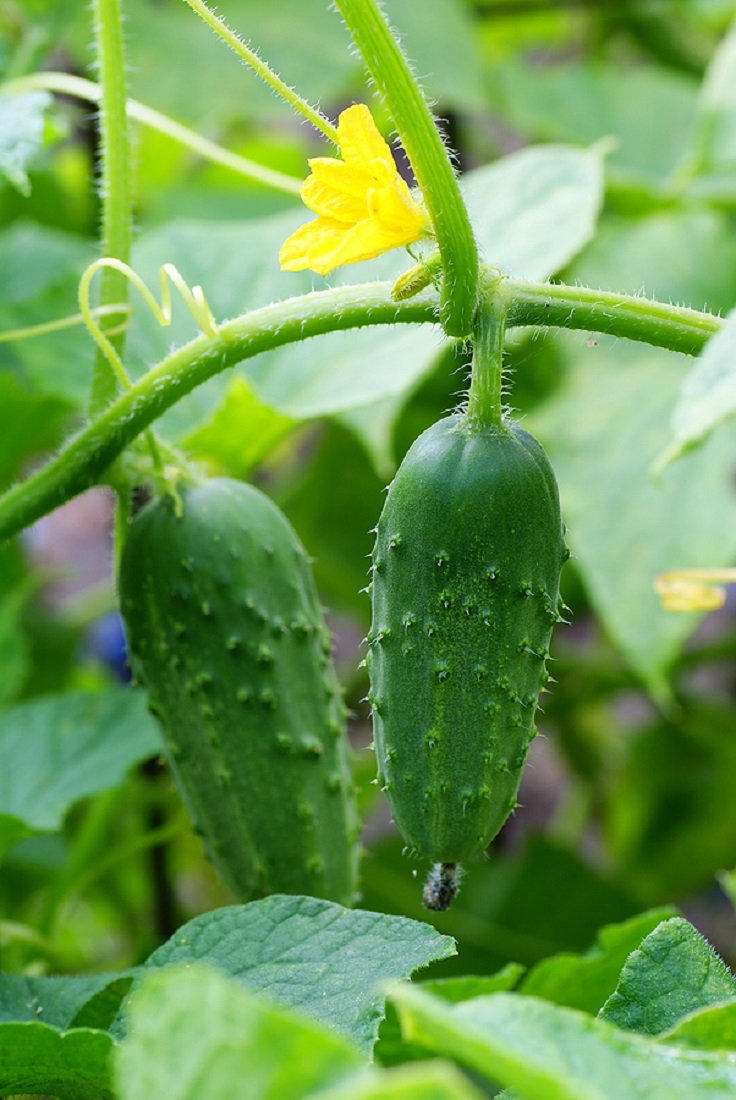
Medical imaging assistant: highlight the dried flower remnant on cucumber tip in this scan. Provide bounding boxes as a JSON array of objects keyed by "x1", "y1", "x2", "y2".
[
  {"x1": 423, "y1": 862, "x2": 462, "y2": 911},
  {"x1": 279, "y1": 104, "x2": 429, "y2": 276}
]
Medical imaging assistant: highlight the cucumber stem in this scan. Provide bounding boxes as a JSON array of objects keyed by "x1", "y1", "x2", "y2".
[
  {"x1": 466, "y1": 292, "x2": 506, "y2": 428},
  {"x1": 89, "y1": 0, "x2": 133, "y2": 416}
]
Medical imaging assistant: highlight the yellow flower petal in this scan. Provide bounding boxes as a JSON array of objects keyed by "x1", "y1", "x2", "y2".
[
  {"x1": 279, "y1": 217, "x2": 345, "y2": 274},
  {"x1": 367, "y1": 178, "x2": 426, "y2": 239},
  {"x1": 337, "y1": 103, "x2": 394, "y2": 168},
  {"x1": 301, "y1": 159, "x2": 385, "y2": 221},
  {"x1": 321, "y1": 217, "x2": 417, "y2": 271}
]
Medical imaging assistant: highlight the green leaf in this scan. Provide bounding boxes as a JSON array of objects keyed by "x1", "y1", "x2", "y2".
[
  {"x1": 314, "y1": 1061, "x2": 489, "y2": 1100},
  {"x1": 495, "y1": 58, "x2": 698, "y2": 186},
  {"x1": 657, "y1": 304, "x2": 736, "y2": 467},
  {"x1": 0, "y1": 91, "x2": 51, "y2": 196},
  {"x1": 660, "y1": 1002, "x2": 736, "y2": 1051},
  {"x1": 530, "y1": 340, "x2": 736, "y2": 695},
  {"x1": 0, "y1": 972, "x2": 131, "y2": 1029},
  {"x1": 390, "y1": 984, "x2": 736, "y2": 1100},
  {"x1": 520, "y1": 908, "x2": 677, "y2": 1015},
  {"x1": 129, "y1": 896, "x2": 455, "y2": 1054},
  {"x1": 0, "y1": 688, "x2": 161, "y2": 846},
  {"x1": 180, "y1": 376, "x2": 297, "y2": 477},
  {"x1": 116, "y1": 964, "x2": 362, "y2": 1100},
  {"x1": 377, "y1": 967, "x2": 524, "y2": 1068},
  {"x1": 0, "y1": 1020, "x2": 115, "y2": 1100},
  {"x1": 599, "y1": 917, "x2": 736, "y2": 1035},
  {"x1": 464, "y1": 145, "x2": 604, "y2": 280}
]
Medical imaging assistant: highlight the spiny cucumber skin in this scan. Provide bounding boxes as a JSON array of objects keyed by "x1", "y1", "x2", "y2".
[
  {"x1": 368, "y1": 414, "x2": 567, "y2": 863},
  {"x1": 119, "y1": 478, "x2": 360, "y2": 905}
]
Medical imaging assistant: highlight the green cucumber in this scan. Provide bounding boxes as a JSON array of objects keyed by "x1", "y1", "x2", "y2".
[
  {"x1": 118, "y1": 477, "x2": 359, "y2": 905},
  {"x1": 368, "y1": 413, "x2": 567, "y2": 888}
]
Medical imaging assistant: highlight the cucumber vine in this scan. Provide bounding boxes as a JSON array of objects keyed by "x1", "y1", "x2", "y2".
[{"x1": 0, "y1": 0, "x2": 726, "y2": 577}]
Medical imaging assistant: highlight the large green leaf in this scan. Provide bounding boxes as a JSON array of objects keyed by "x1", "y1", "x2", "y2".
[
  {"x1": 661, "y1": 1002, "x2": 736, "y2": 1052},
  {"x1": 116, "y1": 964, "x2": 362, "y2": 1100},
  {"x1": 599, "y1": 917, "x2": 736, "y2": 1035},
  {"x1": 0, "y1": 91, "x2": 51, "y2": 195},
  {"x1": 0, "y1": 1020, "x2": 115, "y2": 1100},
  {"x1": 128, "y1": 895, "x2": 455, "y2": 1054},
  {"x1": 530, "y1": 339, "x2": 736, "y2": 695},
  {"x1": 390, "y1": 984, "x2": 736, "y2": 1100},
  {"x1": 464, "y1": 145, "x2": 604, "y2": 280},
  {"x1": 377, "y1": 967, "x2": 524, "y2": 1069},
  {"x1": 520, "y1": 908, "x2": 676, "y2": 1015},
  {"x1": 0, "y1": 688, "x2": 161, "y2": 854}
]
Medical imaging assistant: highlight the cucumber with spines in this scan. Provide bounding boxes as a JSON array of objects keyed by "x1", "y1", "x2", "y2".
[
  {"x1": 368, "y1": 413, "x2": 567, "y2": 873},
  {"x1": 119, "y1": 477, "x2": 360, "y2": 905}
]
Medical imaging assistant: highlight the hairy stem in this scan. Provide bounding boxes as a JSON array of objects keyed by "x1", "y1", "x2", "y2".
[
  {"x1": 0, "y1": 285, "x2": 436, "y2": 542},
  {"x1": 466, "y1": 290, "x2": 506, "y2": 427},
  {"x1": 335, "y1": 0, "x2": 478, "y2": 338},
  {"x1": 89, "y1": 0, "x2": 133, "y2": 416},
  {"x1": 506, "y1": 279, "x2": 720, "y2": 356}
]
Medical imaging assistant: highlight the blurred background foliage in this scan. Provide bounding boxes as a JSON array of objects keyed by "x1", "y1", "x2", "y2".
[{"x1": 1, "y1": 0, "x2": 736, "y2": 981}]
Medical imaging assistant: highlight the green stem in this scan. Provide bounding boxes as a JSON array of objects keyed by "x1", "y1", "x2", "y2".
[
  {"x1": 334, "y1": 0, "x2": 478, "y2": 338},
  {"x1": 466, "y1": 294, "x2": 506, "y2": 427},
  {"x1": 506, "y1": 278, "x2": 720, "y2": 357},
  {"x1": 0, "y1": 274, "x2": 722, "y2": 544},
  {"x1": 182, "y1": 0, "x2": 338, "y2": 144},
  {"x1": 89, "y1": 0, "x2": 133, "y2": 416},
  {"x1": 0, "y1": 284, "x2": 436, "y2": 543}
]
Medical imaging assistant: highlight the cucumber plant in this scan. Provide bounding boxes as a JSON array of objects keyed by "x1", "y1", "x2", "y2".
[{"x1": 119, "y1": 477, "x2": 360, "y2": 905}]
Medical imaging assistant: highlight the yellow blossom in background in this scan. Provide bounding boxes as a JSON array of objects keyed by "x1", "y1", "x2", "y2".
[
  {"x1": 654, "y1": 568, "x2": 736, "y2": 611},
  {"x1": 279, "y1": 104, "x2": 428, "y2": 276}
]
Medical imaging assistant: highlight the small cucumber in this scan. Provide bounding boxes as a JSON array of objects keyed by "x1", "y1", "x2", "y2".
[
  {"x1": 368, "y1": 413, "x2": 567, "y2": 874},
  {"x1": 118, "y1": 477, "x2": 360, "y2": 905}
]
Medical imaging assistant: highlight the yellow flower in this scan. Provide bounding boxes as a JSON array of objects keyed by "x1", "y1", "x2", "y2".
[
  {"x1": 654, "y1": 568, "x2": 736, "y2": 611},
  {"x1": 279, "y1": 104, "x2": 428, "y2": 276}
]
